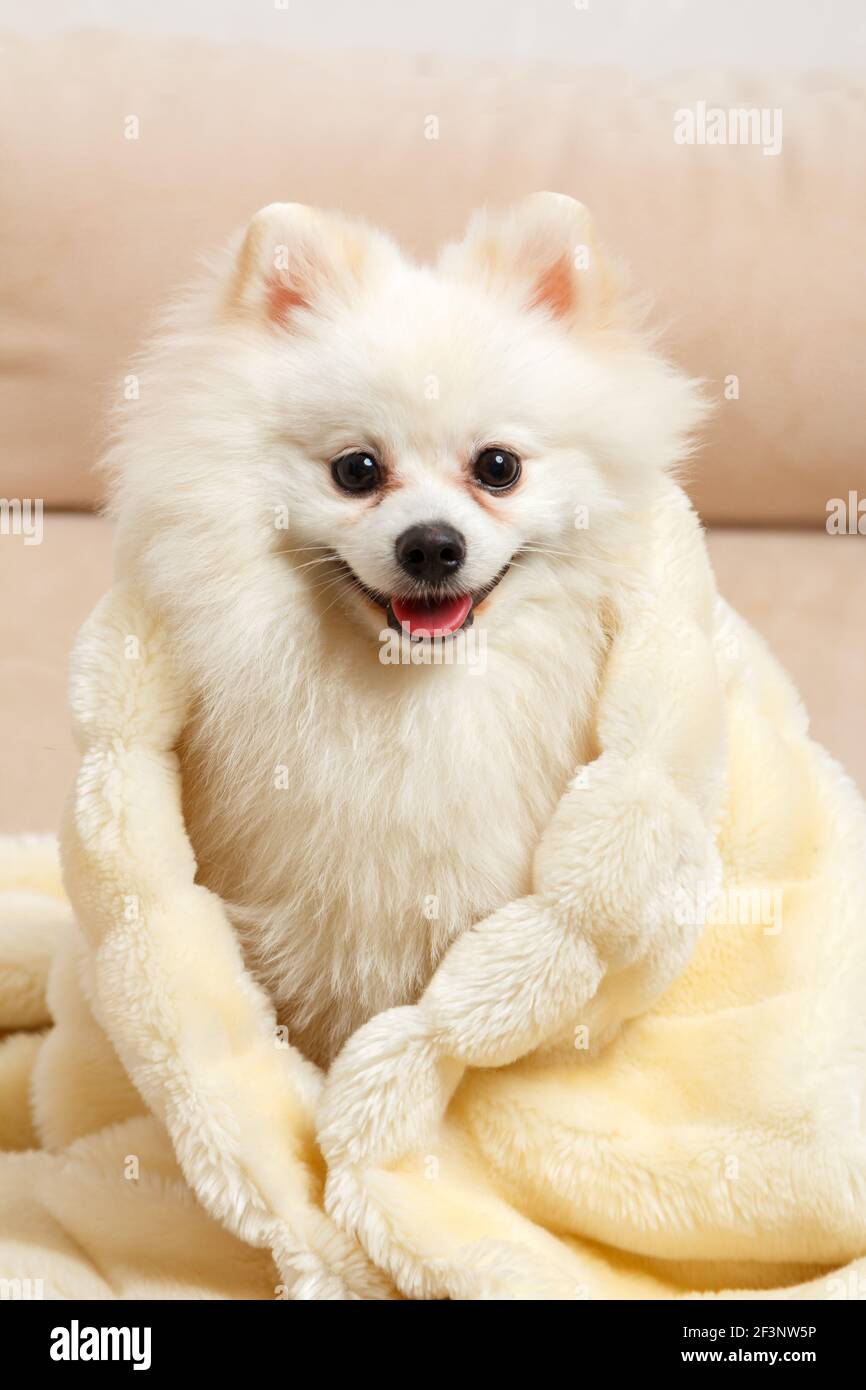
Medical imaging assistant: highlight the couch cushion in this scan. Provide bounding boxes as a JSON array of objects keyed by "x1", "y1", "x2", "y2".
[
  {"x1": 1, "y1": 33, "x2": 864, "y2": 521},
  {"x1": 708, "y1": 528, "x2": 866, "y2": 794},
  {"x1": 0, "y1": 515, "x2": 862, "y2": 832},
  {"x1": 0, "y1": 514, "x2": 112, "y2": 833}
]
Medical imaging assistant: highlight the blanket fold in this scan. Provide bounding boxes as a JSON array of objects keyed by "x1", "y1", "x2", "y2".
[{"x1": 1, "y1": 482, "x2": 865, "y2": 1300}]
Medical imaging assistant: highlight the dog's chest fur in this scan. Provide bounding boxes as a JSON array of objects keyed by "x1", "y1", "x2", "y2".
[{"x1": 179, "y1": 612, "x2": 601, "y2": 1067}]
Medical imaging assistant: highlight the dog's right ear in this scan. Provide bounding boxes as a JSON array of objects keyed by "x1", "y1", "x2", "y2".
[{"x1": 227, "y1": 203, "x2": 388, "y2": 328}]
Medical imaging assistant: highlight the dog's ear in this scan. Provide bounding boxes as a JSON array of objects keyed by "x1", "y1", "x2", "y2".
[
  {"x1": 440, "y1": 192, "x2": 621, "y2": 331},
  {"x1": 228, "y1": 203, "x2": 390, "y2": 327}
]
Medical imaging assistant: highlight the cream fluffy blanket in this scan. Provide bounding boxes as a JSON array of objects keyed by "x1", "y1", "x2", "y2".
[{"x1": 2, "y1": 484, "x2": 866, "y2": 1300}]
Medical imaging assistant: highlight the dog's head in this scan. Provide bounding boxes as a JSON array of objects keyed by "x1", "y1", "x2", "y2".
[{"x1": 111, "y1": 195, "x2": 704, "y2": 658}]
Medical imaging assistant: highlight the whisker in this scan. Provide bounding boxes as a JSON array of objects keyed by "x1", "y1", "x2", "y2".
[
  {"x1": 519, "y1": 544, "x2": 575, "y2": 559},
  {"x1": 317, "y1": 576, "x2": 368, "y2": 622},
  {"x1": 272, "y1": 544, "x2": 333, "y2": 557},
  {"x1": 291, "y1": 556, "x2": 342, "y2": 574}
]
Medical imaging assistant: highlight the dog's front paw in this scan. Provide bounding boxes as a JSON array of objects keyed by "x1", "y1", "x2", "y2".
[{"x1": 317, "y1": 1005, "x2": 462, "y2": 1171}]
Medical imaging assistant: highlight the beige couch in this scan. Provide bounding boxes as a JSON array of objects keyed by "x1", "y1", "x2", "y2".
[{"x1": 1, "y1": 32, "x2": 864, "y2": 831}]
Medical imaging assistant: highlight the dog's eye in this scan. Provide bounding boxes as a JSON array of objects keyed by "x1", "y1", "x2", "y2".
[
  {"x1": 331, "y1": 451, "x2": 381, "y2": 494},
  {"x1": 473, "y1": 448, "x2": 521, "y2": 492}
]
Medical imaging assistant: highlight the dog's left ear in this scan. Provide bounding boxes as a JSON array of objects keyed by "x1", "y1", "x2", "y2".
[
  {"x1": 439, "y1": 192, "x2": 621, "y2": 332},
  {"x1": 227, "y1": 202, "x2": 395, "y2": 328}
]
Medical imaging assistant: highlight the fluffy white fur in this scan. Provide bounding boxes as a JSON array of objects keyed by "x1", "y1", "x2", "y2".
[{"x1": 104, "y1": 193, "x2": 704, "y2": 1064}]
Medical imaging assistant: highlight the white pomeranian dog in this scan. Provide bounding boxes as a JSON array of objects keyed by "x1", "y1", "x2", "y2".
[{"x1": 105, "y1": 193, "x2": 704, "y2": 1067}]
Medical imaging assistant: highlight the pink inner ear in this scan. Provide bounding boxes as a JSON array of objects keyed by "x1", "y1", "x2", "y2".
[
  {"x1": 529, "y1": 253, "x2": 576, "y2": 320},
  {"x1": 266, "y1": 278, "x2": 308, "y2": 324}
]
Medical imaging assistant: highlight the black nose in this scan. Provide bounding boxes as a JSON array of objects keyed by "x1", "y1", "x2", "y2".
[{"x1": 395, "y1": 523, "x2": 466, "y2": 584}]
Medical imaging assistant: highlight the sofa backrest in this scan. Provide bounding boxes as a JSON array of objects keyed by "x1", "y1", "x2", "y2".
[{"x1": 1, "y1": 32, "x2": 864, "y2": 524}]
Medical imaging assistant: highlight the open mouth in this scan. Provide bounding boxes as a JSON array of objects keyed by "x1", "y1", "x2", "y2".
[
  {"x1": 336, "y1": 561, "x2": 511, "y2": 638},
  {"x1": 389, "y1": 591, "x2": 474, "y2": 638}
]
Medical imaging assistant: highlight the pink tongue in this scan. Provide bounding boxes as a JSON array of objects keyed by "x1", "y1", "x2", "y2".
[{"x1": 391, "y1": 592, "x2": 472, "y2": 636}]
